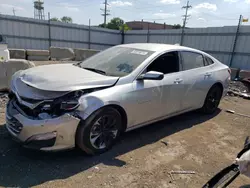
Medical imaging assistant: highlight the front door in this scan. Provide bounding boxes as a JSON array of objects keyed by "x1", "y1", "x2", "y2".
[
  {"x1": 130, "y1": 79, "x2": 163, "y2": 126},
  {"x1": 161, "y1": 71, "x2": 186, "y2": 116},
  {"x1": 145, "y1": 51, "x2": 185, "y2": 117}
]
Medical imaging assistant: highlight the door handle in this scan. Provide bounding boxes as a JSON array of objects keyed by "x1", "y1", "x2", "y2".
[
  {"x1": 174, "y1": 78, "x2": 183, "y2": 84},
  {"x1": 205, "y1": 72, "x2": 212, "y2": 76}
]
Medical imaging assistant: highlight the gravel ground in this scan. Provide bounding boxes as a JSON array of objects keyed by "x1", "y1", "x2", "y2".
[
  {"x1": 229, "y1": 80, "x2": 250, "y2": 94},
  {"x1": 1, "y1": 93, "x2": 250, "y2": 187}
]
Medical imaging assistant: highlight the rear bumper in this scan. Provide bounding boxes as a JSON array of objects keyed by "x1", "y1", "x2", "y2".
[{"x1": 6, "y1": 100, "x2": 80, "y2": 151}]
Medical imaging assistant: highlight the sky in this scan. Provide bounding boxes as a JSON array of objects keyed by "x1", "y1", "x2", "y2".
[{"x1": 0, "y1": 0, "x2": 249, "y2": 27}]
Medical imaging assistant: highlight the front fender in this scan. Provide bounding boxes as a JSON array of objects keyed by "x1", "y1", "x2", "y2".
[{"x1": 76, "y1": 95, "x2": 121, "y2": 120}]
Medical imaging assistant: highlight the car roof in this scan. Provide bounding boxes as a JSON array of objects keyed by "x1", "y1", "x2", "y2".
[{"x1": 119, "y1": 43, "x2": 203, "y2": 54}]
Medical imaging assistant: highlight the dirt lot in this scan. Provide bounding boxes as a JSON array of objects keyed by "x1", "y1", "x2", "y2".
[{"x1": 0, "y1": 94, "x2": 250, "y2": 188}]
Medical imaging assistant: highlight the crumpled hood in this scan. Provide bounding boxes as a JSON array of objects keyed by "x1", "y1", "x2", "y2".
[{"x1": 16, "y1": 64, "x2": 119, "y2": 92}]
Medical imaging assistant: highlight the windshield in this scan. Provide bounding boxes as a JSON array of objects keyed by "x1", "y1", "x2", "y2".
[{"x1": 78, "y1": 46, "x2": 154, "y2": 77}]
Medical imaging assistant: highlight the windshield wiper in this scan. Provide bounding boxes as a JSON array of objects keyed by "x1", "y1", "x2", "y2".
[
  {"x1": 82, "y1": 67, "x2": 106, "y2": 75},
  {"x1": 73, "y1": 62, "x2": 82, "y2": 66}
]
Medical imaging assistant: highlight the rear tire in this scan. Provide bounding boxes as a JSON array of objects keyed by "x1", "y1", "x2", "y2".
[
  {"x1": 201, "y1": 85, "x2": 223, "y2": 114},
  {"x1": 76, "y1": 107, "x2": 122, "y2": 155}
]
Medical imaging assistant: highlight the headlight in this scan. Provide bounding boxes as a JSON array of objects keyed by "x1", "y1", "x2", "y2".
[{"x1": 60, "y1": 100, "x2": 79, "y2": 111}]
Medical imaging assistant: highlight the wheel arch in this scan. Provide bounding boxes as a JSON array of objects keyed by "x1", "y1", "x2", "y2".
[
  {"x1": 213, "y1": 82, "x2": 224, "y2": 94},
  {"x1": 77, "y1": 103, "x2": 128, "y2": 132},
  {"x1": 105, "y1": 104, "x2": 128, "y2": 132},
  {"x1": 202, "y1": 82, "x2": 224, "y2": 106}
]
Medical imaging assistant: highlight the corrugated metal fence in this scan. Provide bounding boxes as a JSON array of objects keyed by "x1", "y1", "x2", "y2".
[
  {"x1": 0, "y1": 14, "x2": 121, "y2": 51},
  {"x1": 0, "y1": 14, "x2": 250, "y2": 69},
  {"x1": 124, "y1": 26, "x2": 250, "y2": 69}
]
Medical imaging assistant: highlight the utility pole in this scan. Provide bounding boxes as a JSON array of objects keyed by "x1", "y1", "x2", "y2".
[
  {"x1": 48, "y1": 12, "x2": 51, "y2": 48},
  {"x1": 12, "y1": 8, "x2": 16, "y2": 16},
  {"x1": 180, "y1": 0, "x2": 192, "y2": 45},
  {"x1": 182, "y1": 1, "x2": 192, "y2": 29},
  {"x1": 101, "y1": 0, "x2": 110, "y2": 26},
  {"x1": 229, "y1": 15, "x2": 242, "y2": 67}
]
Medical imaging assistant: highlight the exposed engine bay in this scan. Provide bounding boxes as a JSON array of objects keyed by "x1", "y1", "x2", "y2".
[{"x1": 9, "y1": 86, "x2": 109, "y2": 120}]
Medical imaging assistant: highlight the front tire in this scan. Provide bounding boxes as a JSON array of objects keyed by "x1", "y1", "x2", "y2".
[
  {"x1": 201, "y1": 85, "x2": 222, "y2": 114},
  {"x1": 76, "y1": 107, "x2": 122, "y2": 155}
]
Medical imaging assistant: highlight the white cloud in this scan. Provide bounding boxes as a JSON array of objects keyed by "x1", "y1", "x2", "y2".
[
  {"x1": 245, "y1": 0, "x2": 250, "y2": 3},
  {"x1": 153, "y1": 12, "x2": 176, "y2": 18},
  {"x1": 160, "y1": 0, "x2": 180, "y2": 4},
  {"x1": 110, "y1": 1, "x2": 133, "y2": 6},
  {"x1": 65, "y1": 7, "x2": 79, "y2": 12},
  {"x1": 0, "y1": 3, "x2": 24, "y2": 11},
  {"x1": 198, "y1": 17, "x2": 206, "y2": 21},
  {"x1": 224, "y1": 0, "x2": 239, "y2": 2},
  {"x1": 58, "y1": 2, "x2": 79, "y2": 12},
  {"x1": 195, "y1": 3, "x2": 217, "y2": 11}
]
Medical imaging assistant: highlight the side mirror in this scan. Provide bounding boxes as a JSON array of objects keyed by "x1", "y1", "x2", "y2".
[{"x1": 137, "y1": 71, "x2": 164, "y2": 80}]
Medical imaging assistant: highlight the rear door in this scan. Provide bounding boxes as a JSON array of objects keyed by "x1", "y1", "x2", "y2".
[{"x1": 179, "y1": 51, "x2": 215, "y2": 110}]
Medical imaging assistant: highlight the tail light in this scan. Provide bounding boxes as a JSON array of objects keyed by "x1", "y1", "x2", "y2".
[{"x1": 227, "y1": 68, "x2": 231, "y2": 81}]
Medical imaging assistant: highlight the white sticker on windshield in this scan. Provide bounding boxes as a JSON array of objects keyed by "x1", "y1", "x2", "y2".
[{"x1": 131, "y1": 50, "x2": 148, "y2": 55}]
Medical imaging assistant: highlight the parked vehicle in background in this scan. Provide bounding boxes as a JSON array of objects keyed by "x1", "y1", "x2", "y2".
[{"x1": 6, "y1": 43, "x2": 231, "y2": 154}]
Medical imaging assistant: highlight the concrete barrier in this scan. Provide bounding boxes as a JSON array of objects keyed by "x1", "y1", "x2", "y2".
[
  {"x1": 0, "y1": 59, "x2": 35, "y2": 90},
  {"x1": 9, "y1": 49, "x2": 26, "y2": 59},
  {"x1": 74, "y1": 48, "x2": 100, "y2": 61},
  {"x1": 239, "y1": 70, "x2": 250, "y2": 79},
  {"x1": 0, "y1": 61, "x2": 8, "y2": 91},
  {"x1": 26, "y1": 49, "x2": 49, "y2": 56},
  {"x1": 50, "y1": 47, "x2": 75, "y2": 60},
  {"x1": 230, "y1": 68, "x2": 240, "y2": 80},
  {"x1": 28, "y1": 55, "x2": 50, "y2": 61}
]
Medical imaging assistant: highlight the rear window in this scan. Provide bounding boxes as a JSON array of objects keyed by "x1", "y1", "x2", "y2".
[{"x1": 181, "y1": 51, "x2": 204, "y2": 71}]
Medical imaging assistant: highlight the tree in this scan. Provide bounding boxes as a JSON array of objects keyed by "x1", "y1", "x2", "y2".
[
  {"x1": 119, "y1": 24, "x2": 131, "y2": 32},
  {"x1": 173, "y1": 24, "x2": 181, "y2": 29},
  {"x1": 50, "y1": 17, "x2": 60, "y2": 22},
  {"x1": 98, "y1": 23, "x2": 106, "y2": 28},
  {"x1": 50, "y1": 16, "x2": 73, "y2": 23},
  {"x1": 107, "y1": 17, "x2": 124, "y2": 30},
  {"x1": 61, "y1": 16, "x2": 73, "y2": 23},
  {"x1": 99, "y1": 17, "x2": 131, "y2": 31}
]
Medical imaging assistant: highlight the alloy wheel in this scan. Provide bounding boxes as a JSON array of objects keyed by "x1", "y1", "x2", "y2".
[
  {"x1": 89, "y1": 115, "x2": 118, "y2": 149},
  {"x1": 206, "y1": 89, "x2": 221, "y2": 112}
]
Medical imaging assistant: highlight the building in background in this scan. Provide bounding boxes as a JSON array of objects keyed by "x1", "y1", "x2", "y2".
[{"x1": 126, "y1": 21, "x2": 175, "y2": 30}]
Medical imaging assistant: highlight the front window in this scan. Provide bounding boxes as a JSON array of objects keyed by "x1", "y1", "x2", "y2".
[{"x1": 78, "y1": 46, "x2": 154, "y2": 77}]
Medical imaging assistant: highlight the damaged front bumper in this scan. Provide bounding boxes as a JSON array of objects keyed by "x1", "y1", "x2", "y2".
[{"x1": 6, "y1": 99, "x2": 80, "y2": 151}]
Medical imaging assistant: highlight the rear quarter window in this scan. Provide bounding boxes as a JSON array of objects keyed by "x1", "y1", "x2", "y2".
[
  {"x1": 204, "y1": 56, "x2": 215, "y2": 66},
  {"x1": 181, "y1": 51, "x2": 204, "y2": 71}
]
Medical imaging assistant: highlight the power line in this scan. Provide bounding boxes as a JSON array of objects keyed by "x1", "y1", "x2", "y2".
[{"x1": 100, "y1": 0, "x2": 110, "y2": 25}]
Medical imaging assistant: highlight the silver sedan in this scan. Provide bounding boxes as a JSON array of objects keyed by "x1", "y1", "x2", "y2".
[{"x1": 6, "y1": 43, "x2": 231, "y2": 154}]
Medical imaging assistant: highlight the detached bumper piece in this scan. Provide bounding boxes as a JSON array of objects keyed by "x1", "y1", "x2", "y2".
[{"x1": 24, "y1": 132, "x2": 57, "y2": 150}]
